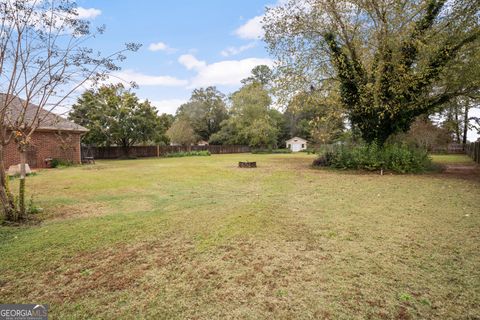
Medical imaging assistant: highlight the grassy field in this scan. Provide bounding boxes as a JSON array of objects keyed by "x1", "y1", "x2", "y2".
[{"x1": 0, "y1": 153, "x2": 479, "y2": 319}]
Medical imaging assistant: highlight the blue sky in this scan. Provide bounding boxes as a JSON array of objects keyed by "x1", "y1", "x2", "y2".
[{"x1": 76, "y1": 0, "x2": 274, "y2": 114}]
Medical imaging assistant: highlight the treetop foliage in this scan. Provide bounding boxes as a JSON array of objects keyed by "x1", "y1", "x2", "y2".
[
  {"x1": 264, "y1": 0, "x2": 480, "y2": 144},
  {"x1": 70, "y1": 84, "x2": 170, "y2": 148},
  {"x1": 176, "y1": 87, "x2": 228, "y2": 141}
]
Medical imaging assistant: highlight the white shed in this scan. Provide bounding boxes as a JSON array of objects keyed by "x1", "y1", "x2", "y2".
[{"x1": 286, "y1": 137, "x2": 307, "y2": 152}]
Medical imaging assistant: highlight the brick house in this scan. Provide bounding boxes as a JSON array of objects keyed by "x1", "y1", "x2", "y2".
[{"x1": 1, "y1": 94, "x2": 88, "y2": 168}]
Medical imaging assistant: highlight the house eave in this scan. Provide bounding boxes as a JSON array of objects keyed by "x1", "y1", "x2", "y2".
[{"x1": 286, "y1": 137, "x2": 307, "y2": 143}]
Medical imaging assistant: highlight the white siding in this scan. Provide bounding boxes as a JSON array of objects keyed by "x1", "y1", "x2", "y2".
[{"x1": 286, "y1": 138, "x2": 307, "y2": 152}]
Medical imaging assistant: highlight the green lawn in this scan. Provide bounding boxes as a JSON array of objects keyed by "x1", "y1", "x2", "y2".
[
  {"x1": 0, "y1": 153, "x2": 479, "y2": 319},
  {"x1": 430, "y1": 153, "x2": 476, "y2": 164}
]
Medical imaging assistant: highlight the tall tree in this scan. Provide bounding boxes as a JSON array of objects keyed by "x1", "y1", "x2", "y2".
[
  {"x1": 241, "y1": 65, "x2": 273, "y2": 86},
  {"x1": 166, "y1": 119, "x2": 197, "y2": 148},
  {"x1": 264, "y1": 0, "x2": 480, "y2": 144},
  {"x1": 0, "y1": 0, "x2": 138, "y2": 221},
  {"x1": 438, "y1": 43, "x2": 480, "y2": 144},
  {"x1": 210, "y1": 82, "x2": 281, "y2": 148},
  {"x1": 176, "y1": 87, "x2": 228, "y2": 141},
  {"x1": 70, "y1": 85, "x2": 161, "y2": 155},
  {"x1": 400, "y1": 117, "x2": 452, "y2": 151},
  {"x1": 284, "y1": 90, "x2": 344, "y2": 144},
  {"x1": 155, "y1": 113, "x2": 175, "y2": 145}
]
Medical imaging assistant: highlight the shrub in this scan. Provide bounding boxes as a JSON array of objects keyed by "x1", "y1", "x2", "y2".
[
  {"x1": 50, "y1": 158, "x2": 73, "y2": 168},
  {"x1": 252, "y1": 148, "x2": 292, "y2": 154},
  {"x1": 165, "y1": 150, "x2": 211, "y2": 157},
  {"x1": 300, "y1": 148, "x2": 316, "y2": 154},
  {"x1": 312, "y1": 151, "x2": 334, "y2": 166},
  {"x1": 27, "y1": 196, "x2": 43, "y2": 215},
  {"x1": 313, "y1": 143, "x2": 432, "y2": 173}
]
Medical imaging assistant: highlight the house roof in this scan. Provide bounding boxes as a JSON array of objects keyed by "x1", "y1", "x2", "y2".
[
  {"x1": 0, "y1": 94, "x2": 88, "y2": 132},
  {"x1": 286, "y1": 136, "x2": 307, "y2": 143}
]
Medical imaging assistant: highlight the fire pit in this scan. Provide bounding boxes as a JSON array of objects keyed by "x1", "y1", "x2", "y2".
[{"x1": 239, "y1": 161, "x2": 256, "y2": 168}]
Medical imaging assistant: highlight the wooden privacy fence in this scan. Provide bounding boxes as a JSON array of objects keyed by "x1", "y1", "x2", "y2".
[
  {"x1": 465, "y1": 142, "x2": 480, "y2": 164},
  {"x1": 431, "y1": 143, "x2": 465, "y2": 154},
  {"x1": 82, "y1": 145, "x2": 251, "y2": 159}
]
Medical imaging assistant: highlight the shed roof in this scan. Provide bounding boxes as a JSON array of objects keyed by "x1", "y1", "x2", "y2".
[
  {"x1": 0, "y1": 94, "x2": 88, "y2": 132},
  {"x1": 286, "y1": 136, "x2": 307, "y2": 143}
]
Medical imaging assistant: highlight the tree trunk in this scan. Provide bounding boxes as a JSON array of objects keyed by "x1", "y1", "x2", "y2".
[
  {"x1": 462, "y1": 104, "x2": 469, "y2": 148},
  {"x1": 18, "y1": 150, "x2": 27, "y2": 219},
  {"x1": 123, "y1": 145, "x2": 129, "y2": 157},
  {"x1": 122, "y1": 139, "x2": 130, "y2": 157},
  {"x1": 0, "y1": 144, "x2": 15, "y2": 220},
  {"x1": 454, "y1": 106, "x2": 461, "y2": 143}
]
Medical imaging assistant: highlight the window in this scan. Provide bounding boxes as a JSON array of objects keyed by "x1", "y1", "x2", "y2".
[
  {"x1": 301, "y1": 144, "x2": 305, "y2": 148},
  {"x1": 288, "y1": 144, "x2": 291, "y2": 148}
]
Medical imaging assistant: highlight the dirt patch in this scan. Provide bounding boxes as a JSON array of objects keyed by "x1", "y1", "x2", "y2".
[
  {"x1": 5, "y1": 242, "x2": 157, "y2": 304},
  {"x1": 439, "y1": 164, "x2": 480, "y2": 182},
  {"x1": 48, "y1": 202, "x2": 111, "y2": 220}
]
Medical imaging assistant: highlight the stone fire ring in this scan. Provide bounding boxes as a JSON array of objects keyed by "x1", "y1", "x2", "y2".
[{"x1": 239, "y1": 161, "x2": 256, "y2": 168}]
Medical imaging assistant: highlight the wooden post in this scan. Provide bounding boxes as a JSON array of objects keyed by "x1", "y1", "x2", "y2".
[
  {"x1": 156, "y1": 145, "x2": 160, "y2": 157},
  {"x1": 476, "y1": 142, "x2": 479, "y2": 163}
]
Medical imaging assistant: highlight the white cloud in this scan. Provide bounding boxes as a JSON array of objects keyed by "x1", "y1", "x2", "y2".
[
  {"x1": 178, "y1": 54, "x2": 207, "y2": 70},
  {"x1": 75, "y1": 7, "x2": 102, "y2": 19},
  {"x1": 233, "y1": 0, "x2": 305, "y2": 40},
  {"x1": 468, "y1": 108, "x2": 480, "y2": 142},
  {"x1": 179, "y1": 54, "x2": 273, "y2": 88},
  {"x1": 149, "y1": 99, "x2": 187, "y2": 115},
  {"x1": 148, "y1": 42, "x2": 176, "y2": 53},
  {"x1": 110, "y1": 70, "x2": 188, "y2": 87},
  {"x1": 235, "y1": 15, "x2": 264, "y2": 40},
  {"x1": 220, "y1": 42, "x2": 256, "y2": 57}
]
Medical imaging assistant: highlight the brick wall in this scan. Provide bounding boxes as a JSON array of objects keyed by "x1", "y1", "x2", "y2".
[{"x1": 4, "y1": 130, "x2": 83, "y2": 168}]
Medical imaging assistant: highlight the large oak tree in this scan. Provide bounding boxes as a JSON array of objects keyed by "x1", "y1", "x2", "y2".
[
  {"x1": 176, "y1": 87, "x2": 228, "y2": 141},
  {"x1": 264, "y1": 0, "x2": 480, "y2": 144},
  {"x1": 70, "y1": 84, "x2": 164, "y2": 154}
]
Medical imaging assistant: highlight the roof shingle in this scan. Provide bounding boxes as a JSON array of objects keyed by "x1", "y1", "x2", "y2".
[{"x1": 0, "y1": 94, "x2": 88, "y2": 132}]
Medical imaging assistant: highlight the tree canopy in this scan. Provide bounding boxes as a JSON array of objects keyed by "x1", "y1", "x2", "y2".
[
  {"x1": 166, "y1": 118, "x2": 197, "y2": 147},
  {"x1": 210, "y1": 82, "x2": 282, "y2": 148},
  {"x1": 70, "y1": 84, "x2": 165, "y2": 153},
  {"x1": 176, "y1": 87, "x2": 228, "y2": 141},
  {"x1": 264, "y1": 0, "x2": 480, "y2": 144},
  {"x1": 285, "y1": 90, "x2": 345, "y2": 144},
  {"x1": 241, "y1": 65, "x2": 274, "y2": 86}
]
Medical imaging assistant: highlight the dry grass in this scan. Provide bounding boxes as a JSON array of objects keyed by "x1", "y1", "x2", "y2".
[{"x1": 0, "y1": 153, "x2": 479, "y2": 319}]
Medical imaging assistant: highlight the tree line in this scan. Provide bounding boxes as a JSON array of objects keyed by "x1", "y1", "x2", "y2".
[
  {"x1": 71, "y1": 65, "x2": 346, "y2": 151},
  {"x1": 70, "y1": 0, "x2": 480, "y2": 153}
]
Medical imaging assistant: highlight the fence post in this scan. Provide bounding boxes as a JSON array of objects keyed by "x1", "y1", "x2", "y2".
[
  {"x1": 156, "y1": 145, "x2": 160, "y2": 157},
  {"x1": 476, "y1": 142, "x2": 479, "y2": 163},
  {"x1": 473, "y1": 142, "x2": 476, "y2": 163}
]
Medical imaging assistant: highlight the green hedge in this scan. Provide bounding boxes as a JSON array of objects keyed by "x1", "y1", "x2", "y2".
[
  {"x1": 313, "y1": 143, "x2": 432, "y2": 173},
  {"x1": 50, "y1": 158, "x2": 73, "y2": 168},
  {"x1": 251, "y1": 148, "x2": 292, "y2": 154}
]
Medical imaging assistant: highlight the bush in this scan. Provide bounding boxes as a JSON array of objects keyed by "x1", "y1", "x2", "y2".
[
  {"x1": 251, "y1": 148, "x2": 292, "y2": 154},
  {"x1": 27, "y1": 196, "x2": 43, "y2": 215},
  {"x1": 50, "y1": 158, "x2": 73, "y2": 168},
  {"x1": 300, "y1": 148, "x2": 316, "y2": 154},
  {"x1": 313, "y1": 143, "x2": 432, "y2": 173},
  {"x1": 165, "y1": 150, "x2": 211, "y2": 158}
]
